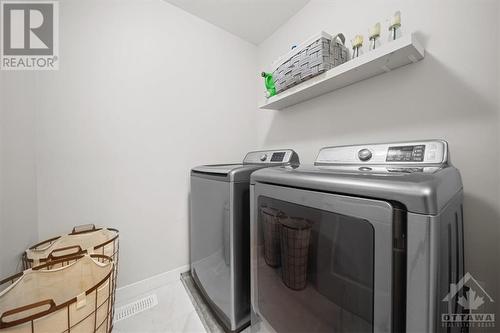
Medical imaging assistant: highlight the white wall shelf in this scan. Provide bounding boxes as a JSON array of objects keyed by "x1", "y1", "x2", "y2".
[{"x1": 259, "y1": 33, "x2": 425, "y2": 110}]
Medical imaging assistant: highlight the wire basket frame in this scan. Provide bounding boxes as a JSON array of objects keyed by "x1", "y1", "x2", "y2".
[
  {"x1": 279, "y1": 217, "x2": 312, "y2": 291},
  {"x1": 23, "y1": 225, "x2": 119, "y2": 271},
  {"x1": 0, "y1": 254, "x2": 116, "y2": 333},
  {"x1": 260, "y1": 207, "x2": 285, "y2": 267}
]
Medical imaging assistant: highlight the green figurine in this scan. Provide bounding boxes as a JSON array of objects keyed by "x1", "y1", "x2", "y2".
[{"x1": 261, "y1": 72, "x2": 276, "y2": 98}]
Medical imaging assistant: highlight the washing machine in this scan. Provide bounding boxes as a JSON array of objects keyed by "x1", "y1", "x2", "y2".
[
  {"x1": 250, "y1": 140, "x2": 464, "y2": 333},
  {"x1": 190, "y1": 149, "x2": 299, "y2": 332}
]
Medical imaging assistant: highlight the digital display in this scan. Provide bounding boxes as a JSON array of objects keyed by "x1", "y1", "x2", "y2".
[
  {"x1": 271, "y1": 152, "x2": 286, "y2": 162},
  {"x1": 386, "y1": 145, "x2": 425, "y2": 162}
]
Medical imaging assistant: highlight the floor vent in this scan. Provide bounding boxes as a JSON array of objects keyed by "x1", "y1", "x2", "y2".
[{"x1": 114, "y1": 294, "x2": 158, "y2": 323}]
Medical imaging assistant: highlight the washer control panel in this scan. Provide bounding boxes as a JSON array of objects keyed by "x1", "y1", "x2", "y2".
[
  {"x1": 244, "y1": 149, "x2": 299, "y2": 165},
  {"x1": 315, "y1": 140, "x2": 448, "y2": 165}
]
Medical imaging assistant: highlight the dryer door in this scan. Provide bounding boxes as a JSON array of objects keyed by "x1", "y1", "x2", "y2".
[{"x1": 251, "y1": 183, "x2": 397, "y2": 333}]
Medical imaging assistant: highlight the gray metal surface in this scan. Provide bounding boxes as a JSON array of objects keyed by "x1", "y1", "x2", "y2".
[
  {"x1": 191, "y1": 177, "x2": 233, "y2": 327},
  {"x1": 405, "y1": 191, "x2": 464, "y2": 333},
  {"x1": 190, "y1": 149, "x2": 299, "y2": 332},
  {"x1": 191, "y1": 150, "x2": 299, "y2": 183},
  {"x1": 191, "y1": 177, "x2": 250, "y2": 331},
  {"x1": 251, "y1": 140, "x2": 461, "y2": 215},
  {"x1": 192, "y1": 164, "x2": 265, "y2": 183},
  {"x1": 249, "y1": 141, "x2": 464, "y2": 333},
  {"x1": 250, "y1": 164, "x2": 461, "y2": 215},
  {"x1": 192, "y1": 164, "x2": 244, "y2": 175},
  {"x1": 250, "y1": 183, "x2": 394, "y2": 333}
]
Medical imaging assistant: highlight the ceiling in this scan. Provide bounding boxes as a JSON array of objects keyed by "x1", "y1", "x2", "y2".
[{"x1": 164, "y1": 0, "x2": 310, "y2": 45}]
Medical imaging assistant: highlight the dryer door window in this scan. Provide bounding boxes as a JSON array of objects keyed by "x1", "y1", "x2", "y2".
[{"x1": 251, "y1": 184, "x2": 395, "y2": 333}]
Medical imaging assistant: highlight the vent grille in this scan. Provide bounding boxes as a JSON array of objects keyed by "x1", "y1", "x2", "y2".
[{"x1": 114, "y1": 294, "x2": 158, "y2": 322}]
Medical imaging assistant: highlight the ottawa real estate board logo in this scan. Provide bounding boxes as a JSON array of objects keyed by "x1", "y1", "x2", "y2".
[
  {"x1": 0, "y1": 0, "x2": 58, "y2": 70},
  {"x1": 442, "y1": 272, "x2": 495, "y2": 329}
]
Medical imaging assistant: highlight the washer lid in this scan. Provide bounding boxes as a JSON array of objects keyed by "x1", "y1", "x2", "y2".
[
  {"x1": 191, "y1": 164, "x2": 244, "y2": 175},
  {"x1": 191, "y1": 164, "x2": 267, "y2": 183},
  {"x1": 191, "y1": 149, "x2": 300, "y2": 183}
]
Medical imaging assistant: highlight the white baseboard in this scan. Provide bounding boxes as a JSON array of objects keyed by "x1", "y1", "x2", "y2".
[{"x1": 116, "y1": 264, "x2": 190, "y2": 304}]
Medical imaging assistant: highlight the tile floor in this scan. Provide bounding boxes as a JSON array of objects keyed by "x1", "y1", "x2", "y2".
[{"x1": 114, "y1": 279, "x2": 206, "y2": 333}]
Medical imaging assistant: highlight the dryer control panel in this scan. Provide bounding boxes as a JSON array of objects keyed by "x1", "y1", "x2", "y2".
[
  {"x1": 243, "y1": 149, "x2": 299, "y2": 165},
  {"x1": 315, "y1": 140, "x2": 448, "y2": 165},
  {"x1": 386, "y1": 145, "x2": 425, "y2": 162}
]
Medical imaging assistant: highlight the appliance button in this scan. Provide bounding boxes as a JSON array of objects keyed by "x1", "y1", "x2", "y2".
[
  {"x1": 260, "y1": 154, "x2": 267, "y2": 162},
  {"x1": 358, "y1": 149, "x2": 372, "y2": 161}
]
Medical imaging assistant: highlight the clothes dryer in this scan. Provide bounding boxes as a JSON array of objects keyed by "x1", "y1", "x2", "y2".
[{"x1": 250, "y1": 140, "x2": 463, "y2": 333}]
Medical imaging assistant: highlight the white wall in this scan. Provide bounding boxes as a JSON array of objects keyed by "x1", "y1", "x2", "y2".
[
  {"x1": 33, "y1": 0, "x2": 258, "y2": 286},
  {"x1": 257, "y1": 0, "x2": 500, "y2": 317},
  {"x1": 0, "y1": 72, "x2": 39, "y2": 277}
]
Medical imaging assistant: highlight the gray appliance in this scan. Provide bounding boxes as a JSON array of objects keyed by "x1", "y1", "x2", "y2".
[
  {"x1": 190, "y1": 149, "x2": 299, "y2": 332},
  {"x1": 250, "y1": 140, "x2": 464, "y2": 333}
]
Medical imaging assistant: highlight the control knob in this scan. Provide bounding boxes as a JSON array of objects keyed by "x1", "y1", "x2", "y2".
[{"x1": 358, "y1": 149, "x2": 372, "y2": 161}]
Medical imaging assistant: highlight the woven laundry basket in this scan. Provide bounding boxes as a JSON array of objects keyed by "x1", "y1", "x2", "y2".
[
  {"x1": 0, "y1": 254, "x2": 115, "y2": 333},
  {"x1": 272, "y1": 31, "x2": 349, "y2": 94},
  {"x1": 260, "y1": 207, "x2": 285, "y2": 267},
  {"x1": 279, "y1": 217, "x2": 312, "y2": 291},
  {"x1": 23, "y1": 225, "x2": 119, "y2": 270}
]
